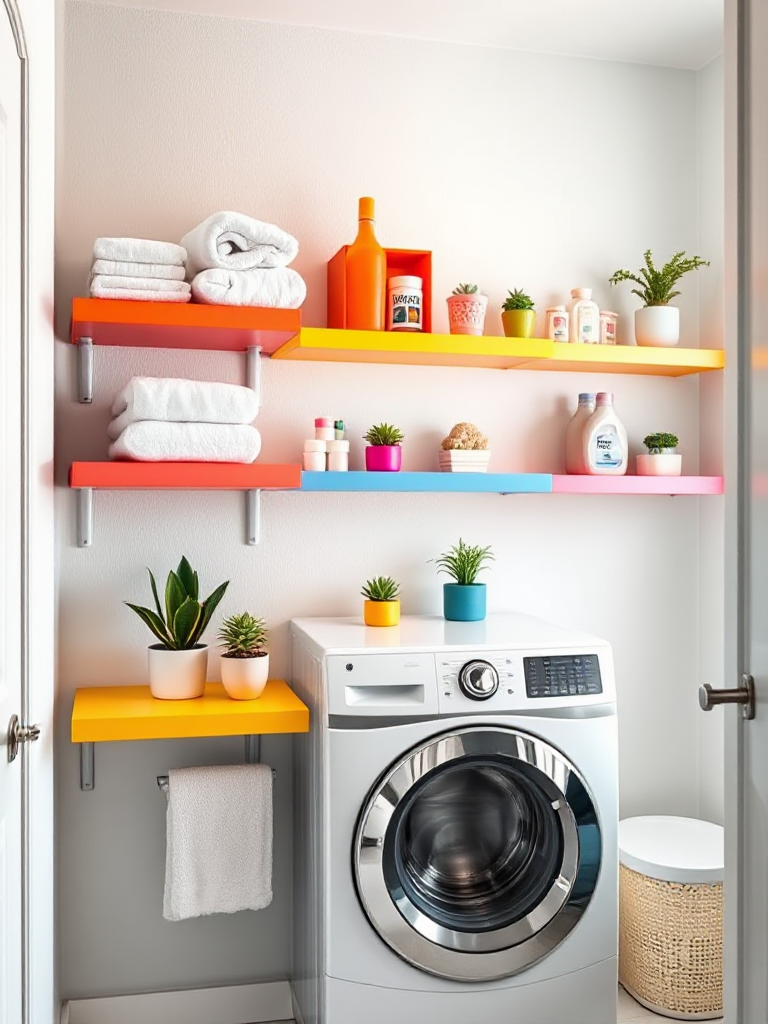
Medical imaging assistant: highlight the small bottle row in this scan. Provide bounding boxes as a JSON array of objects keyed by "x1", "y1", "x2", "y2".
[
  {"x1": 546, "y1": 289, "x2": 617, "y2": 345},
  {"x1": 304, "y1": 417, "x2": 349, "y2": 471}
]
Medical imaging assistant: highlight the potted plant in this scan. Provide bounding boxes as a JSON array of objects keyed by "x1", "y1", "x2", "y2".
[
  {"x1": 434, "y1": 538, "x2": 494, "y2": 622},
  {"x1": 217, "y1": 612, "x2": 270, "y2": 699},
  {"x1": 637, "y1": 432, "x2": 682, "y2": 476},
  {"x1": 609, "y1": 250, "x2": 710, "y2": 347},
  {"x1": 126, "y1": 556, "x2": 229, "y2": 700},
  {"x1": 446, "y1": 283, "x2": 488, "y2": 336},
  {"x1": 364, "y1": 422, "x2": 404, "y2": 471},
  {"x1": 501, "y1": 289, "x2": 536, "y2": 339},
  {"x1": 361, "y1": 576, "x2": 401, "y2": 627},
  {"x1": 438, "y1": 422, "x2": 491, "y2": 473}
]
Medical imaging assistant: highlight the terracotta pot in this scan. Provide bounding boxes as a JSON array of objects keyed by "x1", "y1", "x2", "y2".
[
  {"x1": 363, "y1": 600, "x2": 400, "y2": 627},
  {"x1": 148, "y1": 644, "x2": 207, "y2": 700},
  {"x1": 636, "y1": 452, "x2": 682, "y2": 476},
  {"x1": 365, "y1": 445, "x2": 402, "y2": 471},
  {"x1": 501, "y1": 309, "x2": 536, "y2": 339},
  {"x1": 446, "y1": 293, "x2": 488, "y2": 336},
  {"x1": 635, "y1": 306, "x2": 680, "y2": 347},
  {"x1": 220, "y1": 652, "x2": 269, "y2": 700}
]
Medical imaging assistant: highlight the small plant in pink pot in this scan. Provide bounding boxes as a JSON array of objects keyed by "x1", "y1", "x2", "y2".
[
  {"x1": 447, "y1": 283, "x2": 488, "y2": 336},
  {"x1": 364, "y1": 422, "x2": 404, "y2": 471}
]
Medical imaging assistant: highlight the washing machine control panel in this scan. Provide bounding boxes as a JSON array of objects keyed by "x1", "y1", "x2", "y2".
[
  {"x1": 523, "y1": 654, "x2": 603, "y2": 698},
  {"x1": 458, "y1": 660, "x2": 499, "y2": 700}
]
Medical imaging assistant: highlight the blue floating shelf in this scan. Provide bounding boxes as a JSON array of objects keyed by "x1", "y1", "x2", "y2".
[{"x1": 300, "y1": 471, "x2": 553, "y2": 493}]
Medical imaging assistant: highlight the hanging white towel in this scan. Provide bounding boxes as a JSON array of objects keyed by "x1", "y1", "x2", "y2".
[
  {"x1": 91, "y1": 259, "x2": 187, "y2": 281},
  {"x1": 163, "y1": 764, "x2": 273, "y2": 921},
  {"x1": 181, "y1": 211, "x2": 299, "y2": 276},
  {"x1": 108, "y1": 422, "x2": 262, "y2": 463},
  {"x1": 93, "y1": 237, "x2": 187, "y2": 266},
  {"x1": 191, "y1": 267, "x2": 307, "y2": 309},
  {"x1": 108, "y1": 376, "x2": 259, "y2": 439}
]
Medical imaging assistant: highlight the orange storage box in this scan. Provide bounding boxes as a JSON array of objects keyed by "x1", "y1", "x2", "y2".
[{"x1": 327, "y1": 247, "x2": 432, "y2": 333}]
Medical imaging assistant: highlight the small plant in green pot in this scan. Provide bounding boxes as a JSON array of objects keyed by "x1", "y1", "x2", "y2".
[
  {"x1": 126, "y1": 556, "x2": 229, "y2": 700},
  {"x1": 434, "y1": 538, "x2": 494, "y2": 622},
  {"x1": 364, "y1": 422, "x2": 404, "y2": 472},
  {"x1": 361, "y1": 576, "x2": 401, "y2": 627},
  {"x1": 447, "y1": 283, "x2": 488, "y2": 336},
  {"x1": 609, "y1": 250, "x2": 710, "y2": 348},
  {"x1": 501, "y1": 289, "x2": 536, "y2": 339},
  {"x1": 217, "y1": 612, "x2": 269, "y2": 700},
  {"x1": 637, "y1": 432, "x2": 682, "y2": 477}
]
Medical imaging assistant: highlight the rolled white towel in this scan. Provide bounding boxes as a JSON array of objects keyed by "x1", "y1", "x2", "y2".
[
  {"x1": 181, "y1": 211, "x2": 299, "y2": 276},
  {"x1": 91, "y1": 259, "x2": 187, "y2": 281},
  {"x1": 90, "y1": 276, "x2": 192, "y2": 303},
  {"x1": 108, "y1": 376, "x2": 259, "y2": 439},
  {"x1": 93, "y1": 237, "x2": 187, "y2": 266},
  {"x1": 109, "y1": 422, "x2": 262, "y2": 463},
  {"x1": 191, "y1": 267, "x2": 307, "y2": 309}
]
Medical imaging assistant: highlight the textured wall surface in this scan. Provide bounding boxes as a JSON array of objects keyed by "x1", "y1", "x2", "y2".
[{"x1": 57, "y1": 0, "x2": 717, "y2": 999}]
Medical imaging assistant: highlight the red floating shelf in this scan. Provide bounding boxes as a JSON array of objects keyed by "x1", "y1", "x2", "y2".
[
  {"x1": 70, "y1": 298, "x2": 301, "y2": 354},
  {"x1": 69, "y1": 462, "x2": 302, "y2": 490},
  {"x1": 551, "y1": 475, "x2": 724, "y2": 495}
]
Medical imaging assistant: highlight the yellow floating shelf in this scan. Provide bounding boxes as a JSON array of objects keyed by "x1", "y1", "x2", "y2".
[
  {"x1": 71, "y1": 679, "x2": 309, "y2": 743},
  {"x1": 271, "y1": 327, "x2": 724, "y2": 377}
]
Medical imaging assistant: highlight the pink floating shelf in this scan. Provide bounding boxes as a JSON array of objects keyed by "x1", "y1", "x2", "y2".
[{"x1": 551, "y1": 475, "x2": 724, "y2": 495}]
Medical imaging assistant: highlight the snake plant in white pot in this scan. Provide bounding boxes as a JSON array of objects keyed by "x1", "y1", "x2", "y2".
[
  {"x1": 218, "y1": 612, "x2": 269, "y2": 699},
  {"x1": 126, "y1": 556, "x2": 229, "y2": 700}
]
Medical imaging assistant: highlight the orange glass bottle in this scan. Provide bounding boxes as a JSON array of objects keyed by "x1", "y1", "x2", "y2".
[{"x1": 345, "y1": 197, "x2": 386, "y2": 331}]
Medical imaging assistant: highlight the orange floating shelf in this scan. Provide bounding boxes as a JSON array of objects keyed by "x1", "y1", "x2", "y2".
[
  {"x1": 70, "y1": 297, "x2": 300, "y2": 354},
  {"x1": 69, "y1": 461, "x2": 301, "y2": 490}
]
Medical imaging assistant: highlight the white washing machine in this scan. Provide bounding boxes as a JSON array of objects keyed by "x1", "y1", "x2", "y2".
[{"x1": 290, "y1": 614, "x2": 618, "y2": 1024}]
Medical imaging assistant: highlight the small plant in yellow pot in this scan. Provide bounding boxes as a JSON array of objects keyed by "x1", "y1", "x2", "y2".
[
  {"x1": 362, "y1": 576, "x2": 401, "y2": 627},
  {"x1": 501, "y1": 288, "x2": 536, "y2": 338},
  {"x1": 217, "y1": 612, "x2": 269, "y2": 700}
]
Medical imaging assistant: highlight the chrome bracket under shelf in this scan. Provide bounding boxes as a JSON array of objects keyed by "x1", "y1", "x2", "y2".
[
  {"x1": 246, "y1": 345, "x2": 262, "y2": 406},
  {"x1": 77, "y1": 337, "x2": 94, "y2": 403}
]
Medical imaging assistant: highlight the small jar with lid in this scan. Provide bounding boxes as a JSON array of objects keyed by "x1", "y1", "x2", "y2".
[
  {"x1": 545, "y1": 306, "x2": 569, "y2": 342},
  {"x1": 599, "y1": 310, "x2": 618, "y2": 345},
  {"x1": 387, "y1": 276, "x2": 423, "y2": 332}
]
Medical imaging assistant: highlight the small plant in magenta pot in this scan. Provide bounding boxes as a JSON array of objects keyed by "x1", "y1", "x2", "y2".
[
  {"x1": 501, "y1": 288, "x2": 536, "y2": 339},
  {"x1": 637, "y1": 432, "x2": 682, "y2": 477},
  {"x1": 125, "y1": 556, "x2": 229, "y2": 700},
  {"x1": 434, "y1": 538, "x2": 494, "y2": 622},
  {"x1": 217, "y1": 612, "x2": 269, "y2": 700},
  {"x1": 438, "y1": 422, "x2": 491, "y2": 473},
  {"x1": 361, "y1": 576, "x2": 401, "y2": 627},
  {"x1": 447, "y1": 283, "x2": 488, "y2": 336},
  {"x1": 364, "y1": 422, "x2": 404, "y2": 472}
]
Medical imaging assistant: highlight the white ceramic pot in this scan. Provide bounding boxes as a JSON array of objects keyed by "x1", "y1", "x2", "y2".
[
  {"x1": 446, "y1": 294, "x2": 488, "y2": 336},
  {"x1": 148, "y1": 644, "x2": 207, "y2": 700},
  {"x1": 220, "y1": 652, "x2": 269, "y2": 700},
  {"x1": 438, "y1": 449, "x2": 491, "y2": 473},
  {"x1": 636, "y1": 452, "x2": 683, "y2": 476},
  {"x1": 634, "y1": 305, "x2": 680, "y2": 347}
]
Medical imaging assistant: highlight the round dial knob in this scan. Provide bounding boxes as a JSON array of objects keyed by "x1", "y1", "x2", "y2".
[{"x1": 458, "y1": 660, "x2": 499, "y2": 701}]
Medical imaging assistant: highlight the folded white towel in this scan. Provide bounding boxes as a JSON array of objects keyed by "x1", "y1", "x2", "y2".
[
  {"x1": 181, "y1": 211, "x2": 299, "y2": 276},
  {"x1": 163, "y1": 764, "x2": 273, "y2": 921},
  {"x1": 190, "y1": 267, "x2": 307, "y2": 309},
  {"x1": 90, "y1": 283, "x2": 192, "y2": 303},
  {"x1": 93, "y1": 237, "x2": 187, "y2": 266},
  {"x1": 108, "y1": 422, "x2": 262, "y2": 463},
  {"x1": 91, "y1": 275, "x2": 190, "y2": 295},
  {"x1": 108, "y1": 376, "x2": 259, "y2": 439},
  {"x1": 91, "y1": 259, "x2": 187, "y2": 281}
]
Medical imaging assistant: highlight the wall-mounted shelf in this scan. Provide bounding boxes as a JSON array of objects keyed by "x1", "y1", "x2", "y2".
[
  {"x1": 551, "y1": 475, "x2": 724, "y2": 495},
  {"x1": 300, "y1": 471, "x2": 553, "y2": 493},
  {"x1": 69, "y1": 462, "x2": 301, "y2": 547},
  {"x1": 71, "y1": 679, "x2": 309, "y2": 790},
  {"x1": 536, "y1": 342, "x2": 724, "y2": 377}
]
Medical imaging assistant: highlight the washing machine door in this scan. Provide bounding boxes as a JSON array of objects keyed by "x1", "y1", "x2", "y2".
[{"x1": 354, "y1": 725, "x2": 601, "y2": 982}]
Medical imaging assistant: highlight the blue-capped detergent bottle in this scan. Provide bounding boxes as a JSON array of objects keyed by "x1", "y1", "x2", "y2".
[
  {"x1": 564, "y1": 392, "x2": 596, "y2": 474},
  {"x1": 582, "y1": 392, "x2": 628, "y2": 475}
]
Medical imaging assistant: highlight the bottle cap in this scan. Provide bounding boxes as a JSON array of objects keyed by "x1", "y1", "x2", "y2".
[
  {"x1": 334, "y1": 420, "x2": 345, "y2": 430},
  {"x1": 578, "y1": 393, "x2": 596, "y2": 403},
  {"x1": 571, "y1": 287, "x2": 592, "y2": 298},
  {"x1": 596, "y1": 392, "x2": 614, "y2": 405},
  {"x1": 546, "y1": 305, "x2": 566, "y2": 312},
  {"x1": 359, "y1": 197, "x2": 375, "y2": 220},
  {"x1": 388, "y1": 276, "x2": 422, "y2": 289},
  {"x1": 599, "y1": 310, "x2": 618, "y2": 317},
  {"x1": 304, "y1": 439, "x2": 328, "y2": 452},
  {"x1": 315, "y1": 417, "x2": 334, "y2": 428}
]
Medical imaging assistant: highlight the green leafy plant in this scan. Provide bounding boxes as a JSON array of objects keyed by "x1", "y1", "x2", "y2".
[
  {"x1": 643, "y1": 432, "x2": 679, "y2": 453},
  {"x1": 217, "y1": 612, "x2": 268, "y2": 658},
  {"x1": 433, "y1": 538, "x2": 494, "y2": 586},
  {"x1": 361, "y1": 576, "x2": 400, "y2": 602},
  {"x1": 502, "y1": 288, "x2": 535, "y2": 311},
  {"x1": 126, "y1": 556, "x2": 229, "y2": 651},
  {"x1": 364, "y1": 422, "x2": 404, "y2": 446},
  {"x1": 609, "y1": 250, "x2": 710, "y2": 307},
  {"x1": 452, "y1": 283, "x2": 479, "y2": 295}
]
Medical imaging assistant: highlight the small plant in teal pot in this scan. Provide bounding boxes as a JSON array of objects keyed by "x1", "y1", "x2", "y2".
[
  {"x1": 434, "y1": 538, "x2": 494, "y2": 622},
  {"x1": 364, "y1": 422, "x2": 404, "y2": 472}
]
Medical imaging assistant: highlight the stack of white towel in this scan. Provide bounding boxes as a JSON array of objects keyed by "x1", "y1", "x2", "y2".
[
  {"x1": 89, "y1": 238, "x2": 192, "y2": 303},
  {"x1": 108, "y1": 377, "x2": 261, "y2": 463},
  {"x1": 181, "y1": 211, "x2": 307, "y2": 309}
]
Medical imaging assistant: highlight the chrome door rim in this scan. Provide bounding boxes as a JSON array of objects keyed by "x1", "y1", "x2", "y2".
[{"x1": 354, "y1": 725, "x2": 600, "y2": 982}]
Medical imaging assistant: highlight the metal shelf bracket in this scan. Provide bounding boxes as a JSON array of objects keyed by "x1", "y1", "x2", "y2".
[
  {"x1": 76, "y1": 488, "x2": 93, "y2": 548},
  {"x1": 246, "y1": 489, "x2": 261, "y2": 545},
  {"x1": 77, "y1": 337, "x2": 93, "y2": 403},
  {"x1": 246, "y1": 345, "x2": 262, "y2": 407},
  {"x1": 80, "y1": 742, "x2": 94, "y2": 791}
]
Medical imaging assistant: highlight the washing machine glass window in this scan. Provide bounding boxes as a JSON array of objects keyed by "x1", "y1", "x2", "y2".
[{"x1": 354, "y1": 725, "x2": 602, "y2": 982}]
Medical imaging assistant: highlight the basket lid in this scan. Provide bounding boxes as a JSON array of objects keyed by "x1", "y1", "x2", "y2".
[{"x1": 619, "y1": 815, "x2": 724, "y2": 883}]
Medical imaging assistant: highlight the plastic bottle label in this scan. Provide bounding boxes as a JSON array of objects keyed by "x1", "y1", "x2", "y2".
[{"x1": 591, "y1": 427, "x2": 623, "y2": 468}]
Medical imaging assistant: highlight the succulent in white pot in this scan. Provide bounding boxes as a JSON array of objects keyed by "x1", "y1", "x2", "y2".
[
  {"x1": 438, "y1": 422, "x2": 491, "y2": 472},
  {"x1": 446, "y1": 283, "x2": 488, "y2": 337},
  {"x1": 217, "y1": 612, "x2": 270, "y2": 700},
  {"x1": 636, "y1": 432, "x2": 682, "y2": 476},
  {"x1": 125, "y1": 556, "x2": 229, "y2": 700}
]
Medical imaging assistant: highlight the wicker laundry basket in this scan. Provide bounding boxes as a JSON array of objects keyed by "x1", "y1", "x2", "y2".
[{"x1": 619, "y1": 816, "x2": 724, "y2": 1021}]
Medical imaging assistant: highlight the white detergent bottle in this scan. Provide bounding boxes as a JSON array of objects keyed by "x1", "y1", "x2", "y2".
[
  {"x1": 564, "y1": 392, "x2": 596, "y2": 474},
  {"x1": 583, "y1": 392, "x2": 628, "y2": 475},
  {"x1": 567, "y1": 287, "x2": 600, "y2": 344}
]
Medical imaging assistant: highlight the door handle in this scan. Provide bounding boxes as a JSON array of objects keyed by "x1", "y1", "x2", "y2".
[
  {"x1": 6, "y1": 714, "x2": 41, "y2": 763},
  {"x1": 698, "y1": 673, "x2": 755, "y2": 720}
]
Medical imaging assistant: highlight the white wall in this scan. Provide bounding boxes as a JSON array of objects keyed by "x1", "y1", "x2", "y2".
[{"x1": 56, "y1": 0, "x2": 713, "y2": 999}]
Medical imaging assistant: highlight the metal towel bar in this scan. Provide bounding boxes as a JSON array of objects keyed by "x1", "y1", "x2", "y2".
[{"x1": 157, "y1": 767, "x2": 276, "y2": 792}]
